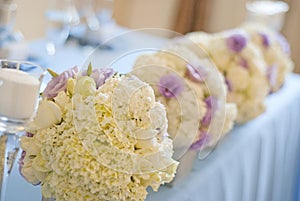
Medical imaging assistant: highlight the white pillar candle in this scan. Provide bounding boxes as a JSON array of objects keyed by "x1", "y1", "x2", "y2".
[{"x1": 0, "y1": 68, "x2": 40, "y2": 119}]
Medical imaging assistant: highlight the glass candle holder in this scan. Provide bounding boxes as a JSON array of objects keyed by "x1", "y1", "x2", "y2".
[
  {"x1": 245, "y1": 0, "x2": 289, "y2": 31},
  {"x1": 0, "y1": 60, "x2": 45, "y2": 201}
]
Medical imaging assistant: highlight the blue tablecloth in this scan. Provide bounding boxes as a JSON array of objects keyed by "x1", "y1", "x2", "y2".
[{"x1": 5, "y1": 34, "x2": 300, "y2": 201}]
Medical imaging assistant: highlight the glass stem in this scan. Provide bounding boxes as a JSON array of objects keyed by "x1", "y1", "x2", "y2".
[{"x1": 0, "y1": 133, "x2": 20, "y2": 201}]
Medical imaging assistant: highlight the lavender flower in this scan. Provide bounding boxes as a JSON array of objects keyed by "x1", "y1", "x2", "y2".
[
  {"x1": 201, "y1": 96, "x2": 218, "y2": 127},
  {"x1": 225, "y1": 78, "x2": 233, "y2": 92},
  {"x1": 259, "y1": 32, "x2": 270, "y2": 48},
  {"x1": 276, "y1": 33, "x2": 291, "y2": 55},
  {"x1": 190, "y1": 132, "x2": 209, "y2": 150},
  {"x1": 81, "y1": 68, "x2": 114, "y2": 88},
  {"x1": 239, "y1": 57, "x2": 249, "y2": 69},
  {"x1": 158, "y1": 74, "x2": 184, "y2": 98},
  {"x1": 186, "y1": 63, "x2": 206, "y2": 83},
  {"x1": 43, "y1": 66, "x2": 78, "y2": 99},
  {"x1": 226, "y1": 34, "x2": 247, "y2": 53},
  {"x1": 267, "y1": 64, "x2": 278, "y2": 90}
]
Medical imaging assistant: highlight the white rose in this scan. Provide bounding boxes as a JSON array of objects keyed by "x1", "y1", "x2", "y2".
[
  {"x1": 20, "y1": 137, "x2": 41, "y2": 155},
  {"x1": 31, "y1": 100, "x2": 62, "y2": 129},
  {"x1": 74, "y1": 76, "x2": 96, "y2": 99},
  {"x1": 21, "y1": 161, "x2": 41, "y2": 185},
  {"x1": 54, "y1": 91, "x2": 69, "y2": 110}
]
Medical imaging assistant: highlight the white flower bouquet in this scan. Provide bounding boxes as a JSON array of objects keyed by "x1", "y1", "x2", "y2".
[
  {"x1": 241, "y1": 22, "x2": 294, "y2": 92},
  {"x1": 186, "y1": 30, "x2": 269, "y2": 123},
  {"x1": 19, "y1": 65, "x2": 178, "y2": 201},
  {"x1": 131, "y1": 43, "x2": 237, "y2": 152}
]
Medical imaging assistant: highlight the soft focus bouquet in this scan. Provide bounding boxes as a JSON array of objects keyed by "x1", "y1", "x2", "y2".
[
  {"x1": 241, "y1": 22, "x2": 294, "y2": 92},
  {"x1": 131, "y1": 44, "x2": 237, "y2": 152},
  {"x1": 186, "y1": 30, "x2": 269, "y2": 123},
  {"x1": 19, "y1": 65, "x2": 178, "y2": 201}
]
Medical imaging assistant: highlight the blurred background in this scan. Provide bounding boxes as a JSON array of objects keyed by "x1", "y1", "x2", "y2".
[{"x1": 6, "y1": 0, "x2": 300, "y2": 72}]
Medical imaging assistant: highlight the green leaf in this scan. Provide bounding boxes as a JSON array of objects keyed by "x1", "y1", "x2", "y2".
[
  {"x1": 87, "y1": 62, "x2": 93, "y2": 76},
  {"x1": 47, "y1": 68, "x2": 58, "y2": 77}
]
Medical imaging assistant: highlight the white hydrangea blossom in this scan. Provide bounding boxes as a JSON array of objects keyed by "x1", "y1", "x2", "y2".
[{"x1": 20, "y1": 74, "x2": 178, "y2": 201}]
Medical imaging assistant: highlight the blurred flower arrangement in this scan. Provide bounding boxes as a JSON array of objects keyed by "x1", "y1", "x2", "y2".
[
  {"x1": 131, "y1": 44, "x2": 237, "y2": 151},
  {"x1": 185, "y1": 23, "x2": 293, "y2": 123},
  {"x1": 186, "y1": 30, "x2": 270, "y2": 123},
  {"x1": 19, "y1": 64, "x2": 178, "y2": 201},
  {"x1": 242, "y1": 22, "x2": 294, "y2": 92}
]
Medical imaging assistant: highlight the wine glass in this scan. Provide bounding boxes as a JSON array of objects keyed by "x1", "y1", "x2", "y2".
[
  {"x1": 0, "y1": 2, "x2": 17, "y2": 42},
  {"x1": 69, "y1": 0, "x2": 116, "y2": 47},
  {"x1": 0, "y1": 60, "x2": 45, "y2": 201},
  {"x1": 45, "y1": 0, "x2": 79, "y2": 55},
  {"x1": 0, "y1": 2, "x2": 19, "y2": 58}
]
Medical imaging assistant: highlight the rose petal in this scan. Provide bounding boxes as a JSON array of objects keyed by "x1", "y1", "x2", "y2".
[
  {"x1": 43, "y1": 66, "x2": 78, "y2": 99},
  {"x1": 158, "y1": 74, "x2": 184, "y2": 98},
  {"x1": 186, "y1": 63, "x2": 206, "y2": 82},
  {"x1": 225, "y1": 78, "x2": 233, "y2": 92},
  {"x1": 201, "y1": 96, "x2": 218, "y2": 127},
  {"x1": 259, "y1": 32, "x2": 270, "y2": 48},
  {"x1": 276, "y1": 33, "x2": 291, "y2": 55},
  {"x1": 190, "y1": 132, "x2": 209, "y2": 150},
  {"x1": 267, "y1": 64, "x2": 278, "y2": 90},
  {"x1": 81, "y1": 68, "x2": 115, "y2": 88},
  {"x1": 226, "y1": 34, "x2": 247, "y2": 53},
  {"x1": 239, "y1": 57, "x2": 249, "y2": 69}
]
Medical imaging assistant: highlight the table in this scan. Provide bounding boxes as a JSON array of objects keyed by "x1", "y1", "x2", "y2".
[
  {"x1": 5, "y1": 31, "x2": 300, "y2": 201},
  {"x1": 146, "y1": 73, "x2": 300, "y2": 201}
]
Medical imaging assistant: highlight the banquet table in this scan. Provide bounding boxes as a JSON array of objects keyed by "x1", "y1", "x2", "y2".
[{"x1": 5, "y1": 30, "x2": 300, "y2": 201}]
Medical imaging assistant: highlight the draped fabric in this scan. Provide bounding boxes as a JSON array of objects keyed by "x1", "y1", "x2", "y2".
[{"x1": 174, "y1": 0, "x2": 210, "y2": 34}]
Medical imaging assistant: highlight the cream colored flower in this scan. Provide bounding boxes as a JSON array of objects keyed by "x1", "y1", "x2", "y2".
[
  {"x1": 226, "y1": 63, "x2": 250, "y2": 91},
  {"x1": 30, "y1": 100, "x2": 62, "y2": 129},
  {"x1": 20, "y1": 73, "x2": 178, "y2": 201},
  {"x1": 74, "y1": 76, "x2": 96, "y2": 99}
]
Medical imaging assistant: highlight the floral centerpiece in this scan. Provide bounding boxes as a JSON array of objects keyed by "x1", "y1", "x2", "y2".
[
  {"x1": 186, "y1": 30, "x2": 269, "y2": 123},
  {"x1": 241, "y1": 22, "x2": 294, "y2": 92},
  {"x1": 131, "y1": 44, "x2": 237, "y2": 152},
  {"x1": 19, "y1": 64, "x2": 179, "y2": 201}
]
